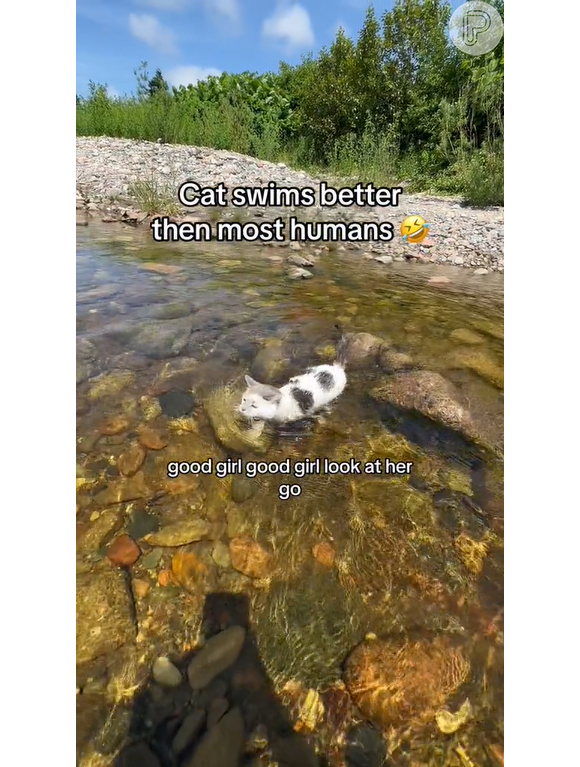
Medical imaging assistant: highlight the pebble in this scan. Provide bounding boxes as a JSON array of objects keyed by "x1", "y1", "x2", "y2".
[
  {"x1": 172, "y1": 709, "x2": 206, "y2": 755},
  {"x1": 187, "y1": 625, "x2": 246, "y2": 689},
  {"x1": 182, "y1": 706, "x2": 245, "y2": 767},
  {"x1": 106, "y1": 534, "x2": 141, "y2": 567},
  {"x1": 140, "y1": 548, "x2": 163, "y2": 569},
  {"x1": 77, "y1": 137, "x2": 504, "y2": 273},
  {"x1": 158, "y1": 389, "x2": 196, "y2": 417},
  {"x1": 229, "y1": 538, "x2": 272, "y2": 578},
  {"x1": 137, "y1": 426, "x2": 169, "y2": 450},
  {"x1": 152, "y1": 656, "x2": 183, "y2": 688},
  {"x1": 144, "y1": 518, "x2": 212, "y2": 547},
  {"x1": 211, "y1": 540, "x2": 232, "y2": 569}
]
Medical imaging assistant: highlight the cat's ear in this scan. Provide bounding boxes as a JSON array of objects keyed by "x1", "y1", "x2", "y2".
[
  {"x1": 245, "y1": 375, "x2": 260, "y2": 387},
  {"x1": 260, "y1": 385, "x2": 282, "y2": 403}
]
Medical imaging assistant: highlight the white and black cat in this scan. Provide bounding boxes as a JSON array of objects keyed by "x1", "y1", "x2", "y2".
[{"x1": 238, "y1": 334, "x2": 348, "y2": 424}]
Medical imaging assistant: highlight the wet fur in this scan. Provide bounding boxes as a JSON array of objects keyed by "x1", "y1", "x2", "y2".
[{"x1": 239, "y1": 336, "x2": 348, "y2": 425}]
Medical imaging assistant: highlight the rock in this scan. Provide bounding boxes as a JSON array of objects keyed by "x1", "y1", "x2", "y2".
[
  {"x1": 230, "y1": 475, "x2": 257, "y2": 503},
  {"x1": 144, "y1": 518, "x2": 212, "y2": 547},
  {"x1": 76, "y1": 361, "x2": 93, "y2": 384},
  {"x1": 287, "y1": 254, "x2": 314, "y2": 267},
  {"x1": 106, "y1": 534, "x2": 141, "y2": 566},
  {"x1": 378, "y1": 348, "x2": 414, "y2": 372},
  {"x1": 229, "y1": 538, "x2": 272, "y2": 578},
  {"x1": 341, "y1": 332, "x2": 387, "y2": 368},
  {"x1": 97, "y1": 415, "x2": 130, "y2": 436},
  {"x1": 287, "y1": 266, "x2": 313, "y2": 280},
  {"x1": 447, "y1": 348, "x2": 504, "y2": 389},
  {"x1": 139, "y1": 301, "x2": 193, "y2": 320},
  {"x1": 374, "y1": 255, "x2": 393, "y2": 264},
  {"x1": 187, "y1": 626, "x2": 246, "y2": 690},
  {"x1": 158, "y1": 389, "x2": 195, "y2": 417},
  {"x1": 152, "y1": 656, "x2": 183, "y2": 688},
  {"x1": 473, "y1": 267, "x2": 489, "y2": 275},
  {"x1": 312, "y1": 541, "x2": 335, "y2": 567},
  {"x1": 269, "y1": 733, "x2": 320, "y2": 767},
  {"x1": 110, "y1": 351, "x2": 152, "y2": 370},
  {"x1": 449, "y1": 328, "x2": 486, "y2": 345},
  {"x1": 132, "y1": 317, "x2": 194, "y2": 359},
  {"x1": 435, "y1": 698, "x2": 473, "y2": 734},
  {"x1": 250, "y1": 339, "x2": 288, "y2": 383},
  {"x1": 127, "y1": 508, "x2": 160, "y2": 539},
  {"x1": 212, "y1": 541, "x2": 232, "y2": 569},
  {"x1": 77, "y1": 285, "x2": 120, "y2": 304},
  {"x1": 137, "y1": 426, "x2": 169, "y2": 450},
  {"x1": 182, "y1": 706, "x2": 244, "y2": 767},
  {"x1": 226, "y1": 505, "x2": 248, "y2": 538},
  {"x1": 371, "y1": 370, "x2": 477, "y2": 441},
  {"x1": 205, "y1": 386, "x2": 271, "y2": 454},
  {"x1": 87, "y1": 370, "x2": 136, "y2": 400},
  {"x1": 77, "y1": 509, "x2": 124, "y2": 554},
  {"x1": 141, "y1": 548, "x2": 164, "y2": 570},
  {"x1": 207, "y1": 697, "x2": 229, "y2": 728},
  {"x1": 172, "y1": 709, "x2": 206, "y2": 755},
  {"x1": 171, "y1": 549, "x2": 209, "y2": 592},
  {"x1": 118, "y1": 444, "x2": 147, "y2": 477},
  {"x1": 344, "y1": 723, "x2": 387, "y2": 767},
  {"x1": 428, "y1": 275, "x2": 451, "y2": 285},
  {"x1": 77, "y1": 561, "x2": 136, "y2": 664},
  {"x1": 132, "y1": 577, "x2": 151, "y2": 599},
  {"x1": 115, "y1": 742, "x2": 161, "y2": 767},
  {"x1": 94, "y1": 471, "x2": 148, "y2": 505},
  {"x1": 343, "y1": 635, "x2": 470, "y2": 731}
]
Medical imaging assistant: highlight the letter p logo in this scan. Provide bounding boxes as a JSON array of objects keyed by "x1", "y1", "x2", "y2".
[{"x1": 449, "y1": 1, "x2": 504, "y2": 56}]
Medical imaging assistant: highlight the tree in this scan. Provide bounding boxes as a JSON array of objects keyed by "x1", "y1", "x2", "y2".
[{"x1": 148, "y1": 69, "x2": 169, "y2": 97}]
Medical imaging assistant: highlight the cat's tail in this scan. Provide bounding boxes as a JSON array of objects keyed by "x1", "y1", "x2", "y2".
[{"x1": 334, "y1": 322, "x2": 349, "y2": 368}]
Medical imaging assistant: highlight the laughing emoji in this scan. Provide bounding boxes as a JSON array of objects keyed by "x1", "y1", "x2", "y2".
[{"x1": 400, "y1": 215, "x2": 429, "y2": 243}]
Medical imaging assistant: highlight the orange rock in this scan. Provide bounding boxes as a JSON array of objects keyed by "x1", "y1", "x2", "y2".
[
  {"x1": 229, "y1": 538, "x2": 272, "y2": 579},
  {"x1": 162, "y1": 474, "x2": 199, "y2": 495},
  {"x1": 133, "y1": 577, "x2": 151, "y2": 598},
  {"x1": 98, "y1": 415, "x2": 131, "y2": 436},
  {"x1": 138, "y1": 426, "x2": 169, "y2": 450},
  {"x1": 428, "y1": 275, "x2": 451, "y2": 285},
  {"x1": 170, "y1": 550, "x2": 208, "y2": 590},
  {"x1": 158, "y1": 569, "x2": 174, "y2": 587},
  {"x1": 106, "y1": 534, "x2": 141, "y2": 567},
  {"x1": 312, "y1": 541, "x2": 336, "y2": 567}
]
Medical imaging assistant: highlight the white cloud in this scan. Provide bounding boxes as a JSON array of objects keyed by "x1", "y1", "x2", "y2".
[
  {"x1": 128, "y1": 14, "x2": 178, "y2": 55},
  {"x1": 262, "y1": 4, "x2": 314, "y2": 50},
  {"x1": 166, "y1": 65, "x2": 222, "y2": 87},
  {"x1": 134, "y1": 0, "x2": 240, "y2": 24},
  {"x1": 106, "y1": 86, "x2": 120, "y2": 98}
]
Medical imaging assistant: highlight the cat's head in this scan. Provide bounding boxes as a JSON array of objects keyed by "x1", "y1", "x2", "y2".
[{"x1": 238, "y1": 375, "x2": 281, "y2": 420}]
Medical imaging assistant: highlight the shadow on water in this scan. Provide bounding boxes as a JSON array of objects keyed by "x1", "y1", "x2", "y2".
[
  {"x1": 77, "y1": 225, "x2": 503, "y2": 767},
  {"x1": 112, "y1": 591, "x2": 386, "y2": 767}
]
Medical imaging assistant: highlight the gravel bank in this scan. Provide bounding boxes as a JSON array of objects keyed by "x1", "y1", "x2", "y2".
[{"x1": 76, "y1": 137, "x2": 504, "y2": 274}]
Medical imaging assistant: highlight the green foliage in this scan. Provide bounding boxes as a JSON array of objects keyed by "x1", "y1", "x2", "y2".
[{"x1": 76, "y1": 0, "x2": 504, "y2": 205}]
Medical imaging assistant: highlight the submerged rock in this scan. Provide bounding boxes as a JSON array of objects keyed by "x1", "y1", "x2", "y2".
[
  {"x1": 158, "y1": 388, "x2": 196, "y2": 417},
  {"x1": 87, "y1": 370, "x2": 136, "y2": 400},
  {"x1": 371, "y1": 370, "x2": 478, "y2": 442},
  {"x1": 344, "y1": 634, "x2": 470, "y2": 731},
  {"x1": 144, "y1": 518, "x2": 212, "y2": 547},
  {"x1": 187, "y1": 626, "x2": 246, "y2": 690},
  {"x1": 77, "y1": 561, "x2": 136, "y2": 664},
  {"x1": 182, "y1": 706, "x2": 244, "y2": 767},
  {"x1": 132, "y1": 317, "x2": 194, "y2": 359},
  {"x1": 205, "y1": 385, "x2": 271, "y2": 454},
  {"x1": 250, "y1": 338, "x2": 289, "y2": 384},
  {"x1": 152, "y1": 656, "x2": 183, "y2": 688},
  {"x1": 341, "y1": 332, "x2": 388, "y2": 368},
  {"x1": 446, "y1": 348, "x2": 504, "y2": 389}
]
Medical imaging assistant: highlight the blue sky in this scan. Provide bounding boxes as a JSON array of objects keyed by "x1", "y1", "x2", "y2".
[{"x1": 76, "y1": 0, "x2": 468, "y2": 98}]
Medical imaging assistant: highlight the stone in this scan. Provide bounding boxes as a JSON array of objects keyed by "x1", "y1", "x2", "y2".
[
  {"x1": 341, "y1": 332, "x2": 386, "y2": 368},
  {"x1": 159, "y1": 389, "x2": 196, "y2": 417},
  {"x1": 428, "y1": 275, "x2": 451, "y2": 285},
  {"x1": 374, "y1": 255, "x2": 393, "y2": 264},
  {"x1": 211, "y1": 541, "x2": 232, "y2": 569},
  {"x1": 312, "y1": 541, "x2": 335, "y2": 567},
  {"x1": 287, "y1": 266, "x2": 313, "y2": 280},
  {"x1": 76, "y1": 561, "x2": 136, "y2": 664},
  {"x1": 187, "y1": 626, "x2": 246, "y2": 690},
  {"x1": 449, "y1": 328, "x2": 486, "y2": 345},
  {"x1": 144, "y1": 518, "x2": 212, "y2": 547},
  {"x1": 137, "y1": 426, "x2": 169, "y2": 450},
  {"x1": 474, "y1": 267, "x2": 489, "y2": 275},
  {"x1": 77, "y1": 509, "x2": 123, "y2": 554},
  {"x1": 131, "y1": 317, "x2": 194, "y2": 359},
  {"x1": 230, "y1": 475, "x2": 257, "y2": 503},
  {"x1": 115, "y1": 742, "x2": 161, "y2": 767},
  {"x1": 287, "y1": 254, "x2": 314, "y2": 267},
  {"x1": 229, "y1": 538, "x2": 272, "y2": 578},
  {"x1": 132, "y1": 577, "x2": 151, "y2": 599},
  {"x1": 378, "y1": 348, "x2": 414, "y2": 372},
  {"x1": 94, "y1": 471, "x2": 148, "y2": 505},
  {"x1": 152, "y1": 656, "x2": 183, "y2": 688},
  {"x1": 207, "y1": 697, "x2": 229, "y2": 728},
  {"x1": 141, "y1": 548, "x2": 163, "y2": 570},
  {"x1": 117, "y1": 444, "x2": 147, "y2": 477},
  {"x1": 97, "y1": 415, "x2": 130, "y2": 436},
  {"x1": 171, "y1": 549, "x2": 209, "y2": 592},
  {"x1": 182, "y1": 707, "x2": 245, "y2": 767},
  {"x1": 87, "y1": 370, "x2": 136, "y2": 400},
  {"x1": 172, "y1": 709, "x2": 206, "y2": 755},
  {"x1": 106, "y1": 534, "x2": 141, "y2": 566}
]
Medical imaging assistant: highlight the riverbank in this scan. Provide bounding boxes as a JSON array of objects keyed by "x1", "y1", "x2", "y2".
[{"x1": 76, "y1": 137, "x2": 504, "y2": 274}]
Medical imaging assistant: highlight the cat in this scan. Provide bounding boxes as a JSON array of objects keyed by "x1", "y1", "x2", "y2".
[{"x1": 238, "y1": 334, "x2": 348, "y2": 425}]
